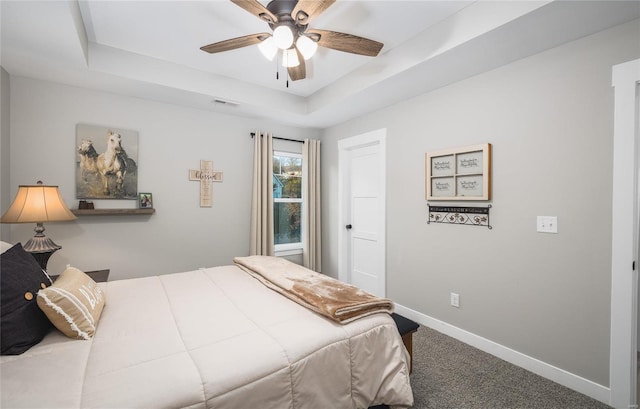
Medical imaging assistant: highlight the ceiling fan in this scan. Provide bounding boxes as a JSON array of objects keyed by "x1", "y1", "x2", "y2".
[{"x1": 200, "y1": 0, "x2": 384, "y2": 82}]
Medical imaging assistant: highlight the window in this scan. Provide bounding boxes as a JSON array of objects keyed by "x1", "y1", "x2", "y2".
[{"x1": 273, "y1": 151, "x2": 302, "y2": 254}]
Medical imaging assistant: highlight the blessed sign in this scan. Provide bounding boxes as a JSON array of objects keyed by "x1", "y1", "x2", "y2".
[{"x1": 189, "y1": 160, "x2": 223, "y2": 207}]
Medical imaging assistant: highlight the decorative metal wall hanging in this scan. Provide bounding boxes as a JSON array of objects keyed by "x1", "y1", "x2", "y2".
[{"x1": 428, "y1": 204, "x2": 492, "y2": 229}]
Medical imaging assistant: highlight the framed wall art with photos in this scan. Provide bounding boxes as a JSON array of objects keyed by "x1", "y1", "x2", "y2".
[{"x1": 425, "y1": 143, "x2": 491, "y2": 201}]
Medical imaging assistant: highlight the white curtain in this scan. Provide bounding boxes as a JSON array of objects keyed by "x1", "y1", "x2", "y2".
[
  {"x1": 250, "y1": 132, "x2": 274, "y2": 256},
  {"x1": 302, "y1": 139, "x2": 321, "y2": 271}
]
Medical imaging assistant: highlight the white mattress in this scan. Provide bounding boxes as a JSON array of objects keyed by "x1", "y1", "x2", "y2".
[{"x1": 1, "y1": 265, "x2": 413, "y2": 408}]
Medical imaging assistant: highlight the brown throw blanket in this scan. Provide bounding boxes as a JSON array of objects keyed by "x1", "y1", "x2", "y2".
[{"x1": 233, "y1": 256, "x2": 394, "y2": 324}]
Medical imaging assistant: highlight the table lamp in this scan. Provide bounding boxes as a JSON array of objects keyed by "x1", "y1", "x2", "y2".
[{"x1": 0, "y1": 181, "x2": 77, "y2": 270}]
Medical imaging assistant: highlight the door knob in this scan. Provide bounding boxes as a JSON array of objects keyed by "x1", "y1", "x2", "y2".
[{"x1": 346, "y1": 224, "x2": 352, "y2": 230}]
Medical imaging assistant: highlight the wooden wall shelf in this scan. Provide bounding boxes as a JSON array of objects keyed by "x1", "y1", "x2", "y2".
[{"x1": 71, "y1": 208, "x2": 155, "y2": 216}]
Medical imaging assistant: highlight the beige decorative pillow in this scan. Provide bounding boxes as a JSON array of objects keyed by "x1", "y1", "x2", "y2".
[{"x1": 37, "y1": 266, "x2": 105, "y2": 340}]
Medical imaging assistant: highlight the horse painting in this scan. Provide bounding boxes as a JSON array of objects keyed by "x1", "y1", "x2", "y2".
[{"x1": 76, "y1": 125, "x2": 138, "y2": 199}]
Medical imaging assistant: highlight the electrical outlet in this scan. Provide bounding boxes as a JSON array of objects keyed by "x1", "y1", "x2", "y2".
[{"x1": 450, "y1": 292, "x2": 460, "y2": 308}]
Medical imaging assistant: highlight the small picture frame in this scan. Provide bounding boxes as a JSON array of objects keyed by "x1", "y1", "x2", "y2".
[{"x1": 138, "y1": 193, "x2": 153, "y2": 209}]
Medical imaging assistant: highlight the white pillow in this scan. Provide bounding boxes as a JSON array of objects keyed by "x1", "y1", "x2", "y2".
[{"x1": 0, "y1": 241, "x2": 13, "y2": 254}]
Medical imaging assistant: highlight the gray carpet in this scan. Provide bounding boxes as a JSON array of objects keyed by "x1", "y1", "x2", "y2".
[{"x1": 409, "y1": 326, "x2": 611, "y2": 409}]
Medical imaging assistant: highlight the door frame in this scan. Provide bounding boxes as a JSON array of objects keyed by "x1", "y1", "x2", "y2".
[
  {"x1": 337, "y1": 128, "x2": 387, "y2": 294},
  {"x1": 610, "y1": 58, "x2": 640, "y2": 409}
]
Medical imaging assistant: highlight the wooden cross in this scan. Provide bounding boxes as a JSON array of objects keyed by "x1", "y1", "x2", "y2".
[{"x1": 189, "y1": 160, "x2": 223, "y2": 207}]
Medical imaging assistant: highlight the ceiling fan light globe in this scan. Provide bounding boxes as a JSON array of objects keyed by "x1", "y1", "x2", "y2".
[
  {"x1": 296, "y1": 36, "x2": 318, "y2": 60},
  {"x1": 282, "y1": 48, "x2": 300, "y2": 68},
  {"x1": 258, "y1": 36, "x2": 277, "y2": 61},
  {"x1": 273, "y1": 25, "x2": 294, "y2": 49}
]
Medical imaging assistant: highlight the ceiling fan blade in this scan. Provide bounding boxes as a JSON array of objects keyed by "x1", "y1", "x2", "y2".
[
  {"x1": 291, "y1": 0, "x2": 335, "y2": 25},
  {"x1": 231, "y1": 0, "x2": 278, "y2": 24},
  {"x1": 200, "y1": 33, "x2": 270, "y2": 54},
  {"x1": 288, "y1": 48, "x2": 306, "y2": 81},
  {"x1": 306, "y1": 29, "x2": 383, "y2": 57}
]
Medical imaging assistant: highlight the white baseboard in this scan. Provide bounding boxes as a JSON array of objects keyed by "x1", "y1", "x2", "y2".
[{"x1": 394, "y1": 303, "x2": 611, "y2": 406}]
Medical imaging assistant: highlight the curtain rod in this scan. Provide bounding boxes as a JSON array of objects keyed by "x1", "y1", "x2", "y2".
[{"x1": 250, "y1": 132, "x2": 304, "y2": 144}]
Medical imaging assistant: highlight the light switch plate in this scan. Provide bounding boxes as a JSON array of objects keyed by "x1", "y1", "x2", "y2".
[{"x1": 537, "y1": 216, "x2": 558, "y2": 233}]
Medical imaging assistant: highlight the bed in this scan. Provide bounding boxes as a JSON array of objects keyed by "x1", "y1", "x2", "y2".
[{"x1": 0, "y1": 246, "x2": 413, "y2": 409}]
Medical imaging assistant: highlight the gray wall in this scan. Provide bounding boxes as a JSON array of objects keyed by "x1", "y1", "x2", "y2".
[
  {"x1": 5, "y1": 77, "x2": 318, "y2": 279},
  {"x1": 320, "y1": 19, "x2": 640, "y2": 388}
]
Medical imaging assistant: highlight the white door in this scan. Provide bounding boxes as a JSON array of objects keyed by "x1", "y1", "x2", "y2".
[
  {"x1": 610, "y1": 59, "x2": 640, "y2": 408},
  {"x1": 338, "y1": 129, "x2": 386, "y2": 297}
]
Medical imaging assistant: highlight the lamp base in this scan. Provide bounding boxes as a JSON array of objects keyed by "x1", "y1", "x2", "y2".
[
  {"x1": 26, "y1": 250, "x2": 58, "y2": 271},
  {"x1": 23, "y1": 228, "x2": 62, "y2": 271},
  {"x1": 22, "y1": 235, "x2": 62, "y2": 254}
]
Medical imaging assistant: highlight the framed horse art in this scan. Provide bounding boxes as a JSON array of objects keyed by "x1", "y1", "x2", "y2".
[{"x1": 76, "y1": 124, "x2": 139, "y2": 200}]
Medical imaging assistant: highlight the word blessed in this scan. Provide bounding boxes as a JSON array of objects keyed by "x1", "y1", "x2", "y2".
[
  {"x1": 459, "y1": 158, "x2": 479, "y2": 168},
  {"x1": 193, "y1": 170, "x2": 217, "y2": 181},
  {"x1": 433, "y1": 160, "x2": 451, "y2": 170}
]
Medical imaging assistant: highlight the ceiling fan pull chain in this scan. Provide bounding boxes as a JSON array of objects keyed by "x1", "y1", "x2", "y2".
[{"x1": 284, "y1": 49, "x2": 289, "y2": 88}]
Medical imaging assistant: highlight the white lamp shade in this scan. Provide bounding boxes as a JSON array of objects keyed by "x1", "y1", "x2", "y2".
[
  {"x1": 282, "y1": 48, "x2": 300, "y2": 67},
  {"x1": 0, "y1": 184, "x2": 77, "y2": 223},
  {"x1": 296, "y1": 35, "x2": 318, "y2": 60},
  {"x1": 273, "y1": 25, "x2": 294, "y2": 50},
  {"x1": 258, "y1": 36, "x2": 277, "y2": 61}
]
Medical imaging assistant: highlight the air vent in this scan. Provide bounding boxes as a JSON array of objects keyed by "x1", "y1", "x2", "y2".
[{"x1": 212, "y1": 98, "x2": 240, "y2": 107}]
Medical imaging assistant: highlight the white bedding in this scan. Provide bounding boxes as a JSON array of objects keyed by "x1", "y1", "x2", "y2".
[{"x1": 1, "y1": 265, "x2": 413, "y2": 408}]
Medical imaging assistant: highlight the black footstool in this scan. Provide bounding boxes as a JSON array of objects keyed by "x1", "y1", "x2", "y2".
[{"x1": 391, "y1": 313, "x2": 419, "y2": 373}]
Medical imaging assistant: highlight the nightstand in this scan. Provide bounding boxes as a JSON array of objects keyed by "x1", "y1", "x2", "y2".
[
  {"x1": 391, "y1": 313, "x2": 419, "y2": 374},
  {"x1": 50, "y1": 269, "x2": 110, "y2": 283}
]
